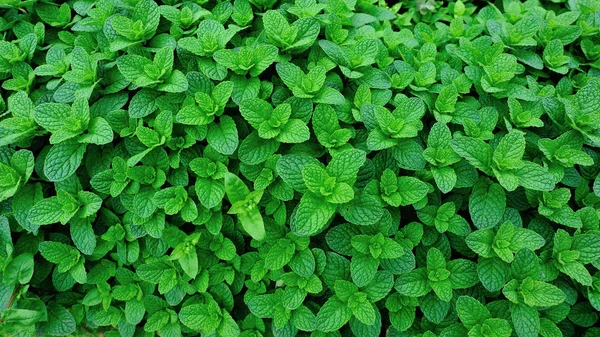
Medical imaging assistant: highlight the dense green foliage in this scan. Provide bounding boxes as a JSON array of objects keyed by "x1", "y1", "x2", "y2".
[{"x1": 2, "y1": 0, "x2": 600, "y2": 336}]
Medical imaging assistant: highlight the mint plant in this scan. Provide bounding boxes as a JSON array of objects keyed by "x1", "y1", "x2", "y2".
[{"x1": 2, "y1": 0, "x2": 600, "y2": 337}]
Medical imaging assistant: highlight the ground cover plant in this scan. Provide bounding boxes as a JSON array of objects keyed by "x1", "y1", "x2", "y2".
[{"x1": 1, "y1": 0, "x2": 600, "y2": 336}]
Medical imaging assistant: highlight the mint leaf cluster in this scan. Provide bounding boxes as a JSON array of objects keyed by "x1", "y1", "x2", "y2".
[{"x1": 2, "y1": 0, "x2": 600, "y2": 337}]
